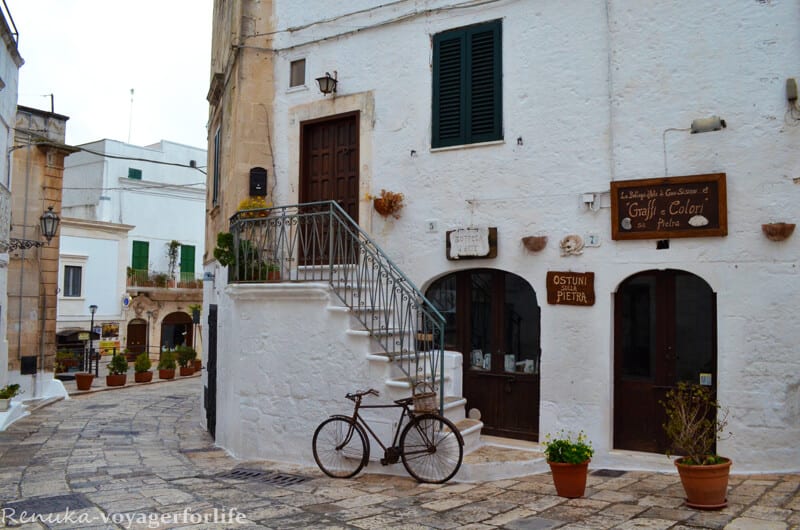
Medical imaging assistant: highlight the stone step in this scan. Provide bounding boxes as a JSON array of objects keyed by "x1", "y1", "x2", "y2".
[
  {"x1": 455, "y1": 440, "x2": 548, "y2": 482},
  {"x1": 454, "y1": 418, "x2": 482, "y2": 454}
]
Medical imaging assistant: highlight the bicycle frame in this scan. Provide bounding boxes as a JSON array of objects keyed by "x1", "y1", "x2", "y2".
[{"x1": 339, "y1": 397, "x2": 416, "y2": 465}]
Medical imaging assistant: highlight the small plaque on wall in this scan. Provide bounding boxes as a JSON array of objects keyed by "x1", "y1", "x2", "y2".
[
  {"x1": 446, "y1": 227, "x2": 498, "y2": 260},
  {"x1": 546, "y1": 271, "x2": 595, "y2": 306}
]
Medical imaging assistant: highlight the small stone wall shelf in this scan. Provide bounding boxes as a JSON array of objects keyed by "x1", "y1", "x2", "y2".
[
  {"x1": 522, "y1": 236, "x2": 547, "y2": 252},
  {"x1": 761, "y1": 222, "x2": 795, "y2": 241}
]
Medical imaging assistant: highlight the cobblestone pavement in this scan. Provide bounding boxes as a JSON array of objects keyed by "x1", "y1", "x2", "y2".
[{"x1": 0, "y1": 379, "x2": 798, "y2": 529}]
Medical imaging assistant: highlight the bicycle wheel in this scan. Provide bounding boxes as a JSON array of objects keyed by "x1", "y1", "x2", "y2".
[
  {"x1": 312, "y1": 417, "x2": 368, "y2": 479},
  {"x1": 400, "y1": 413, "x2": 463, "y2": 483}
]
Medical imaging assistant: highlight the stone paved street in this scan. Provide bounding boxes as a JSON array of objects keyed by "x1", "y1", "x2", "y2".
[{"x1": 0, "y1": 378, "x2": 798, "y2": 529}]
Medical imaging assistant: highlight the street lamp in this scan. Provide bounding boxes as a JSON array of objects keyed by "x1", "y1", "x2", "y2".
[
  {"x1": 146, "y1": 310, "x2": 153, "y2": 356},
  {"x1": 6, "y1": 205, "x2": 61, "y2": 251},
  {"x1": 89, "y1": 304, "x2": 98, "y2": 376}
]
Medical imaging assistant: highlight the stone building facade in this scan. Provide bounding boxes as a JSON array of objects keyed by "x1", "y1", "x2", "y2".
[{"x1": 7, "y1": 106, "x2": 75, "y2": 397}]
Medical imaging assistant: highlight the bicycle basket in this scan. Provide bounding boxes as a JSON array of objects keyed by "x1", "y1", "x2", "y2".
[{"x1": 412, "y1": 381, "x2": 437, "y2": 414}]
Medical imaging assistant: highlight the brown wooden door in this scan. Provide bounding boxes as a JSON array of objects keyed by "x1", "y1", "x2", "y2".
[
  {"x1": 300, "y1": 112, "x2": 359, "y2": 220},
  {"x1": 427, "y1": 269, "x2": 541, "y2": 441},
  {"x1": 127, "y1": 319, "x2": 146, "y2": 354},
  {"x1": 614, "y1": 270, "x2": 717, "y2": 453}
]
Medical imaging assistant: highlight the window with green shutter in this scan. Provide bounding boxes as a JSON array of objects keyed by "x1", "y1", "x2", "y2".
[
  {"x1": 131, "y1": 241, "x2": 149, "y2": 271},
  {"x1": 180, "y1": 245, "x2": 195, "y2": 275},
  {"x1": 432, "y1": 20, "x2": 502, "y2": 148},
  {"x1": 128, "y1": 167, "x2": 142, "y2": 180}
]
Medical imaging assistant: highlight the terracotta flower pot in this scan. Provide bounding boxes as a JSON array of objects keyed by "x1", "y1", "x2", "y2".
[
  {"x1": 106, "y1": 374, "x2": 127, "y2": 387},
  {"x1": 548, "y1": 460, "x2": 590, "y2": 498},
  {"x1": 159, "y1": 369, "x2": 175, "y2": 380},
  {"x1": 179, "y1": 366, "x2": 194, "y2": 377},
  {"x1": 193, "y1": 359, "x2": 202, "y2": 372},
  {"x1": 134, "y1": 371, "x2": 153, "y2": 383},
  {"x1": 675, "y1": 457, "x2": 732, "y2": 509},
  {"x1": 75, "y1": 372, "x2": 94, "y2": 391}
]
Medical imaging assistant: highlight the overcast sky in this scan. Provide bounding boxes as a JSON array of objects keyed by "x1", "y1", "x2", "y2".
[{"x1": 10, "y1": 0, "x2": 212, "y2": 149}]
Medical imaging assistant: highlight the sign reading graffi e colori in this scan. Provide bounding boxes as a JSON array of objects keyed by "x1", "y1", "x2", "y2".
[{"x1": 610, "y1": 173, "x2": 727, "y2": 240}]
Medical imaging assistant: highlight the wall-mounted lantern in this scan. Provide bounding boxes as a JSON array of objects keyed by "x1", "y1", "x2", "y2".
[{"x1": 316, "y1": 71, "x2": 337, "y2": 95}]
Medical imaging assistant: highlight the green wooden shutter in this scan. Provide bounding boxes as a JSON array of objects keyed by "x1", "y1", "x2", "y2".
[
  {"x1": 432, "y1": 20, "x2": 502, "y2": 148},
  {"x1": 433, "y1": 31, "x2": 466, "y2": 148},
  {"x1": 180, "y1": 245, "x2": 195, "y2": 274},
  {"x1": 128, "y1": 168, "x2": 142, "y2": 180},
  {"x1": 467, "y1": 22, "x2": 502, "y2": 143},
  {"x1": 132, "y1": 241, "x2": 149, "y2": 271}
]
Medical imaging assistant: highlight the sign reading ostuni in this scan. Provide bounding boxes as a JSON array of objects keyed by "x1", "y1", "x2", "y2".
[
  {"x1": 546, "y1": 271, "x2": 595, "y2": 306},
  {"x1": 610, "y1": 173, "x2": 727, "y2": 240}
]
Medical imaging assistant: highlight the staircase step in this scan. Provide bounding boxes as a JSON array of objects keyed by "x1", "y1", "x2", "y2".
[
  {"x1": 456, "y1": 441, "x2": 548, "y2": 482},
  {"x1": 454, "y1": 418, "x2": 482, "y2": 454}
]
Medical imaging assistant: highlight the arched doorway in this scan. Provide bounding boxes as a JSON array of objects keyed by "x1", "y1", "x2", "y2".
[
  {"x1": 126, "y1": 319, "x2": 147, "y2": 357},
  {"x1": 426, "y1": 269, "x2": 541, "y2": 441},
  {"x1": 161, "y1": 312, "x2": 193, "y2": 350},
  {"x1": 614, "y1": 269, "x2": 717, "y2": 453}
]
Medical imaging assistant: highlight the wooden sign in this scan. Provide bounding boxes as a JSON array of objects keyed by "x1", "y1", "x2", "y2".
[
  {"x1": 546, "y1": 271, "x2": 595, "y2": 306},
  {"x1": 610, "y1": 173, "x2": 727, "y2": 240},
  {"x1": 446, "y1": 227, "x2": 498, "y2": 260}
]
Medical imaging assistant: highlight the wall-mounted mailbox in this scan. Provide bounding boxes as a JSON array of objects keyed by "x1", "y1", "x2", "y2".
[{"x1": 249, "y1": 167, "x2": 267, "y2": 196}]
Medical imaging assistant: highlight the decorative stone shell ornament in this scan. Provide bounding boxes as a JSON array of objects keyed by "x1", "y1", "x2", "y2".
[{"x1": 559, "y1": 235, "x2": 585, "y2": 256}]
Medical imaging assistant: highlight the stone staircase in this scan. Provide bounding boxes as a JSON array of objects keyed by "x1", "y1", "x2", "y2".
[{"x1": 325, "y1": 291, "x2": 484, "y2": 456}]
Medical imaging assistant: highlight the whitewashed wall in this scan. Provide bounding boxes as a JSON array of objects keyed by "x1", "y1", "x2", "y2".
[
  {"x1": 207, "y1": 0, "x2": 800, "y2": 473},
  {"x1": 63, "y1": 140, "x2": 207, "y2": 275},
  {"x1": 57, "y1": 224, "x2": 132, "y2": 331}
]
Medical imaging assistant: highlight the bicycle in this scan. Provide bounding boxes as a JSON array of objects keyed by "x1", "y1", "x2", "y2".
[{"x1": 312, "y1": 388, "x2": 464, "y2": 483}]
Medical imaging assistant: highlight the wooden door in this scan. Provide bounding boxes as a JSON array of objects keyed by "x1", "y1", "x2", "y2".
[
  {"x1": 126, "y1": 319, "x2": 146, "y2": 354},
  {"x1": 427, "y1": 270, "x2": 541, "y2": 441},
  {"x1": 205, "y1": 305, "x2": 218, "y2": 439},
  {"x1": 299, "y1": 112, "x2": 359, "y2": 265},
  {"x1": 300, "y1": 112, "x2": 359, "y2": 220},
  {"x1": 614, "y1": 270, "x2": 717, "y2": 453}
]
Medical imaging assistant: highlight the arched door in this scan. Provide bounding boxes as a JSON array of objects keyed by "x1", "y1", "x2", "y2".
[
  {"x1": 161, "y1": 312, "x2": 193, "y2": 350},
  {"x1": 427, "y1": 269, "x2": 541, "y2": 441},
  {"x1": 127, "y1": 319, "x2": 147, "y2": 355},
  {"x1": 614, "y1": 269, "x2": 717, "y2": 453}
]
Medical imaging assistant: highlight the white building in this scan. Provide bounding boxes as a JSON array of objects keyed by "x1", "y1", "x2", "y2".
[
  {"x1": 203, "y1": 0, "x2": 800, "y2": 475},
  {"x1": 0, "y1": 5, "x2": 23, "y2": 387},
  {"x1": 60, "y1": 139, "x2": 206, "y2": 363}
]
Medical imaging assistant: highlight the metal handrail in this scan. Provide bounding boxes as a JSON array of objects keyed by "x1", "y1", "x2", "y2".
[{"x1": 228, "y1": 201, "x2": 446, "y2": 410}]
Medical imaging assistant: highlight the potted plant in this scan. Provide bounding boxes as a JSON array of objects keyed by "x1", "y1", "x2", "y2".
[
  {"x1": 662, "y1": 381, "x2": 732, "y2": 509},
  {"x1": 543, "y1": 430, "x2": 594, "y2": 498},
  {"x1": 0, "y1": 384, "x2": 21, "y2": 412},
  {"x1": 56, "y1": 350, "x2": 79, "y2": 370},
  {"x1": 372, "y1": 189, "x2": 405, "y2": 218},
  {"x1": 177, "y1": 345, "x2": 196, "y2": 376},
  {"x1": 213, "y1": 232, "x2": 235, "y2": 267},
  {"x1": 75, "y1": 372, "x2": 94, "y2": 391},
  {"x1": 166, "y1": 240, "x2": 180, "y2": 283},
  {"x1": 266, "y1": 261, "x2": 281, "y2": 281},
  {"x1": 237, "y1": 196, "x2": 271, "y2": 218},
  {"x1": 158, "y1": 351, "x2": 177, "y2": 380},
  {"x1": 134, "y1": 352, "x2": 153, "y2": 383},
  {"x1": 106, "y1": 351, "x2": 129, "y2": 387}
]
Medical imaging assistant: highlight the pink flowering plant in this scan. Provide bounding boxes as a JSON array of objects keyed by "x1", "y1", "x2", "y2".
[{"x1": 543, "y1": 430, "x2": 594, "y2": 464}]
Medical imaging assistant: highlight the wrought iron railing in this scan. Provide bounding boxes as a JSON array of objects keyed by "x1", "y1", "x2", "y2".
[
  {"x1": 228, "y1": 201, "x2": 446, "y2": 409},
  {"x1": 127, "y1": 269, "x2": 203, "y2": 289}
]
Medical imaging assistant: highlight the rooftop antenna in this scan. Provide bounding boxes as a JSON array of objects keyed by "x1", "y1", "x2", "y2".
[
  {"x1": 127, "y1": 88, "x2": 134, "y2": 144},
  {"x1": 41, "y1": 93, "x2": 53, "y2": 113}
]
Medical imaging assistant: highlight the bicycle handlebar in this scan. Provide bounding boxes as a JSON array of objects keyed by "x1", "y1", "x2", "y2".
[{"x1": 346, "y1": 388, "x2": 380, "y2": 401}]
